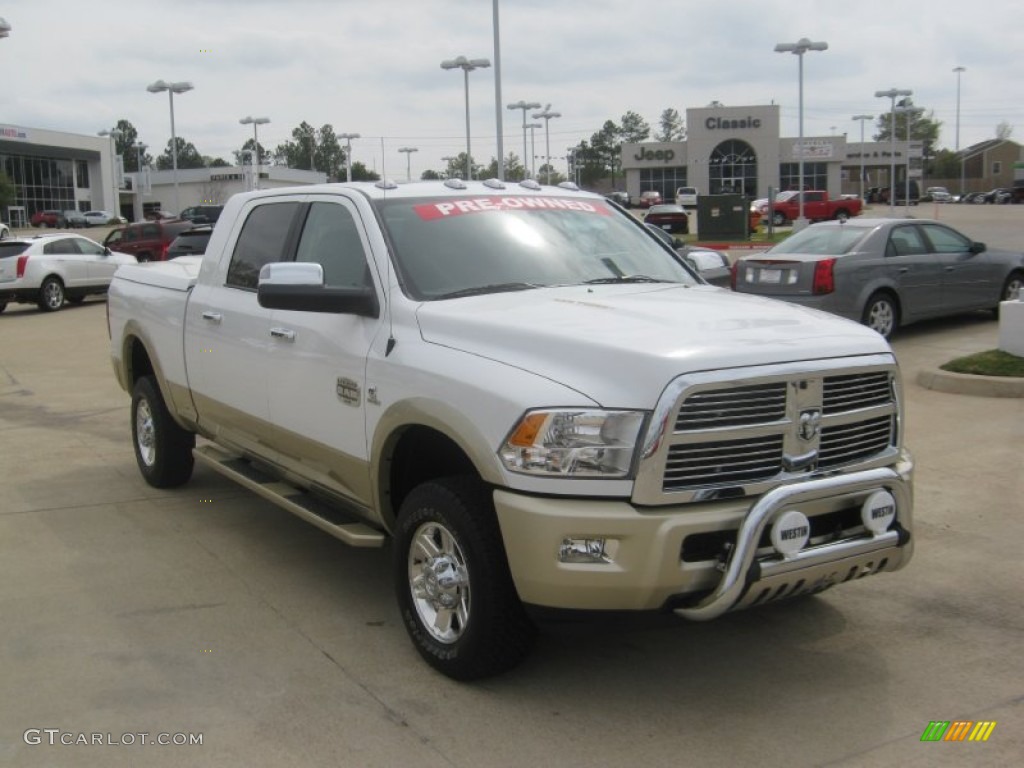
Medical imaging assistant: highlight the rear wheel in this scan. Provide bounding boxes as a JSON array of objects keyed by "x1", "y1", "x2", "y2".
[
  {"x1": 394, "y1": 476, "x2": 536, "y2": 680},
  {"x1": 772, "y1": 211, "x2": 787, "y2": 227},
  {"x1": 37, "y1": 277, "x2": 65, "y2": 312},
  {"x1": 131, "y1": 375, "x2": 195, "y2": 488},
  {"x1": 862, "y1": 292, "x2": 899, "y2": 339},
  {"x1": 833, "y1": 209, "x2": 850, "y2": 222}
]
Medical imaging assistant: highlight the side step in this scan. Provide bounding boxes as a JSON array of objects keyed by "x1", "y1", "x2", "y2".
[{"x1": 193, "y1": 444, "x2": 386, "y2": 548}]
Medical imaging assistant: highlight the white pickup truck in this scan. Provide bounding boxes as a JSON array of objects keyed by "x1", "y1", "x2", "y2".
[{"x1": 108, "y1": 180, "x2": 914, "y2": 680}]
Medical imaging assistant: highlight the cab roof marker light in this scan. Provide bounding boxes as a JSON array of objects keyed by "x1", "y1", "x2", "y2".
[
  {"x1": 519, "y1": 179, "x2": 542, "y2": 191},
  {"x1": 444, "y1": 178, "x2": 468, "y2": 190},
  {"x1": 374, "y1": 179, "x2": 399, "y2": 190},
  {"x1": 483, "y1": 178, "x2": 507, "y2": 190},
  {"x1": 558, "y1": 181, "x2": 580, "y2": 191}
]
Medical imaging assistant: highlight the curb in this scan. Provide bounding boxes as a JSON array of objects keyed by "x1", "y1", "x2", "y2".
[{"x1": 916, "y1": 368, "x2": 1024, "y2": 398}]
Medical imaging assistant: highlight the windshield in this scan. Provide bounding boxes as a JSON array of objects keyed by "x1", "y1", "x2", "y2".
[
  {"x1": 775, "y1": 191, "x2": 799, "y2": 203},
  {"x1": 768, "y1": 224, "x2": 871, "y2": 256},
  {"x1": 375, "y1": 195, "x2": 697, "y2": 300}
]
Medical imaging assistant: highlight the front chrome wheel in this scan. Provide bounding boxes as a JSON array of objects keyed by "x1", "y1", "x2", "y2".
[{"x1": 408, "y1": 521, "x2": 470, "y2": 644}]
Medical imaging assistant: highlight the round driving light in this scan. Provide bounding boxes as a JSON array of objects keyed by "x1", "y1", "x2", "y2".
[
  {"x1": 771, "y1": 510, "x2": 810, "y2": 557},
  {"x1": 861, "y1": 490, "x2": 897, "y2": 534}
]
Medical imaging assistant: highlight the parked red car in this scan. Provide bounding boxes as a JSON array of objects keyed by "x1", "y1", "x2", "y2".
[
  {"x1": 103, "y1": 220, "x2": 193, "y2": 262},
  {"x1": 643, "y1": 204, "x2": 689, "y2": 234},
  {"x1": 30, "y1": 210, "x2": 65, "y2": 228},
  {"x1": 638, "y1": 190, "x2": 663, "y2": 208}
]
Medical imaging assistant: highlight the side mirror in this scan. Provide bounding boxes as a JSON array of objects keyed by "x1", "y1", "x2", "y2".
[
  {"x1": 103, "y1": 247, "x2": 111, "y2": 256},
  {"x1": 257, "y1": 262, "x2": 379, "y2": 317},
  {"x1": 969, "y1": 241, "x2": 986, "y2": 254}
]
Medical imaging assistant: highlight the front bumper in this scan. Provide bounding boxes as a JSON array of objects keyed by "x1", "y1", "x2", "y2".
[{"x1": 493, "y1": 454, "x2": 913, "y2": 613}]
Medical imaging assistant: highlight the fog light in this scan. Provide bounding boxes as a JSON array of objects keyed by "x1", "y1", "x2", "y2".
[
  {"x1": 861, "y1": 490, "x2": 897, "y2": 535},
  {"x1": 771, "y1": 510, "x2": 810, "y2": 558},
  {"x1": 559, "y1": 537, "x2": 613, "y2": 564}
]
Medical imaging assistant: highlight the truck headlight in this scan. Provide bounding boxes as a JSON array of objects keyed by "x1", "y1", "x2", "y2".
[{"x1": 499, "y1": 409, "x2": 645, "y2": 478}]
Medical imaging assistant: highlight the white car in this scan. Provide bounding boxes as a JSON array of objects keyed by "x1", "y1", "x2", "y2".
[
  {"x1": 674, "y1": 186, "x2": 698, "y2": 207},
  {"x1": 0, "y1": 233, "x2": 137, "y2": 312},
  {"x1": 84, "y1": 210, "x2": 118, "y2": 226},
  {"x1": 0, "y1": 222, "x2": 9, "y2": 240}
]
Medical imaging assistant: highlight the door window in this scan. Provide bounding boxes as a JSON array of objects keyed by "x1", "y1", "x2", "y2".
[
  {"x1": 294, "y1": 203, "x2": 371, "y2": 288},
  {"x1": 43, "y1": 238, "x2": 77, "y2": 255},
  {"x1": 226, "y1": 202, "x2": 300, "y2": 289},
  {"x1": 920, "y1": 224, "x2": 971, "y2": 253},
  {"x1": 886, "y1": 226, "x2": 927, "y2": 257}
]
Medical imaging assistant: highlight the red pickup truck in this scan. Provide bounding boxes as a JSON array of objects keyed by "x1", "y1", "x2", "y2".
[{"x1": 760, "y1": 191, "x2": 862, "y2": 226}]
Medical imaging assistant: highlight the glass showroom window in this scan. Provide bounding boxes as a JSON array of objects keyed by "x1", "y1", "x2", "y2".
[{"x1": 709, "y1": 140, "x2": 758, "y2": 197}]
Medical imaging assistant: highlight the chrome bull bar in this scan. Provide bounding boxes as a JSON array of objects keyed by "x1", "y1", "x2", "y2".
[{"x1": 674, "y1": 467, "x2": 911, "y2": 621}]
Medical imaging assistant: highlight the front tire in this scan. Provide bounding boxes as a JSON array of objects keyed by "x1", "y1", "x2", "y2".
[
  {"x1": 862, "y1": 292, "x2": 899, "y2": 339},
  {"x1": 131, "y1": 375, "x2": 195, "y2": 488},
  {"x1": 37, "y1": 277, "x2": 65, "y2": 312},
  {"x1": 394, "y1": 477, "x2": 536, "y2": 680},
  {"x1": 994, "y1": 272, "x2": 1023, "y2": 316},
  {"x1": 772, "y1": 211, "x2": 787, "y2": 227}
]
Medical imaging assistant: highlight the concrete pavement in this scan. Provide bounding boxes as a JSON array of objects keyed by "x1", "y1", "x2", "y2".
[{"x1": 1, "y1": 288, "x2": 1021, "y2": 766}]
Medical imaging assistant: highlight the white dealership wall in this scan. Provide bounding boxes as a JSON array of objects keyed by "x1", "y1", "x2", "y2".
[
  {"x1": 621, "y1": 104, "x2": 913, "y2": 202},
  {"x1": 0, "y1": 124, "x2": 113, "y2": 221}
]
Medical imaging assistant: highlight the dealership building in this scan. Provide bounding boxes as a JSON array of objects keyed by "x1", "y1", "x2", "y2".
[
  {"x1": 1, "y1": 123, "x2": 324, "y2": 227},
  {"x1": 620, "y1": 104, "x2": 920, "y2": 204}
]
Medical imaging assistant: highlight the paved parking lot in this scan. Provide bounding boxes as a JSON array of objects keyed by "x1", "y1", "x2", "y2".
[{"x1": 1, "y1": 207, "x2": 1022, "y2": 767}]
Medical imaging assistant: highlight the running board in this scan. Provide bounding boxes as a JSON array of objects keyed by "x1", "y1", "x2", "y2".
[{"x1": 193, "y1": 444, "x2": 386, "y2": 548}]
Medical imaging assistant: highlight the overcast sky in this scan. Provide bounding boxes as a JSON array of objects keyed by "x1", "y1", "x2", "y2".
[{"x1": 3, "y1": 0, "x2": 1020, "y2": 177}]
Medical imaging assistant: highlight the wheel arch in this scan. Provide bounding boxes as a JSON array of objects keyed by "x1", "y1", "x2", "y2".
[
  {"x1": 119, "y1": 327, "x2": 197, "y2": 432},
  {"x1": 372, "y1": 401, "x2": 507, "y2": 532}
]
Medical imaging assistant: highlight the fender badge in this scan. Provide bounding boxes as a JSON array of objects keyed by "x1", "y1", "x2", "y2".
[{"x1": 336, "y1": 377, "x2": 360, "y2": 406}]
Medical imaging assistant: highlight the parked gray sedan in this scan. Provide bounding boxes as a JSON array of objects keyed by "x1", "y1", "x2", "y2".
[{"x1": 733, "y1": 218, "x2": 1024, "y2": 338}]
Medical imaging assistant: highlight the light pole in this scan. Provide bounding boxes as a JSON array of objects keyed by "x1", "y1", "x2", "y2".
[
  {"x1": 526, "y1": 122, "x2": 541, "y2": 179},
  {"x1": 532, "y1": 105, "x2": 561, "y2": 184},
  {"x1": 134, "y1": 142, "x2": 148, "y2": 215},
  {"x1": 147, "y1": 79, "x2": 193, "y2": 214},
  {"x1": 239, "y1": 116, "x2": 269, "y2": 190},
  {"x1": 875, "y1": 88, "x2": 912, "y2": 216},
  {"x1": 896, "y1": 105, "x2": 923, "y2": 211},
  {"x1": 774, "y1": 37, "x2": 828, "y2": 229},
  {"x1": 441, "y1": 156, "x2": 457, "y2": 179},
  {"x1": 953, "y1": 66, "x2": 966, "y2": 197},
  {"x1": 338, "y1": 132, "x2": 360, "y2": 182},
  {"x1": 441, "y1": 56, "x2": 491, "y2": 181},
  {"x1": 492, "y1": 0, "x2": 504, "y2": 180},
  {"x1": 507, "y1": 100, "x2": 541, "y2": 179},
  {"x1": 398, "y1": 147, "x2": 418, "y2": 181},
  {"x1": 97, "y1": 128, "x2": 123, "y2": 216},
  {"x1": 852, "y1": 115, "x2": 873, "y2": 202}
]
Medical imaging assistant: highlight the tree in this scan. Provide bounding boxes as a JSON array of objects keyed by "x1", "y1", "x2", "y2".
[
  {"x1": 874, "y1": 99, "x2": 941, "y2": 145},
  {"x1": 349, "y1": 161, "x2": 379, "y2": 181},
  {"x1": 421, "y1": 169, "x2": 443, "y2": 180},
  {"x1": 234, "y1": 138, "x2": 269, "y2": 167},
  {"x1": 314, "y1": 124, "x2": 345, "y2": 179},
  {"x1": 112, "y1": 119, "x2": 152, "y2": 171},
  {"x1": 272, "y1": 122, "x2": 344, "y2": 176},
  {"x1": 655, "y1": 108, "x2": 685, "y2": 142},
  {"x1": 206, "y1": 157, "x2": 231, "y2": 168},
  {"x1": 536, "y1": 163, "x2": 566, "y2": 185},
  {"x1": 156, "y1": 137, "x2": 205, "y2": 170},
  {"x1": 619, "y1": 110, "x2": 651, "y2": 144},
  {"x1": 927, "y1": 148, "x2": 960, "y2": 178},
  {"x1": 482, "y1": 152, "x2": 525, "y2": 181},
  {"x1": 996, "y1": 121, "x2": 1014, "y2": 140}
]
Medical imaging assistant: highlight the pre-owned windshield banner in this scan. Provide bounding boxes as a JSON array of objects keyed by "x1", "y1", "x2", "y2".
[{"x1": 413, "y1": 197, "x2": 611, "y2": 221}]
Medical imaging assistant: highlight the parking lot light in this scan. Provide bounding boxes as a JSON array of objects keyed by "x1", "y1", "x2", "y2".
[
  {"x1": 953, "y1": 67, "x2": 966, "y2": 197},
  {"x1": 775, "y1": 38, "x2": 828, "y2": 229},
  {"x1": 147, "y1": 80, "x2": 194, "y2": 214},
  {"x1": 851, "y1": 115, "x2": 873, "y2": 202},
  {"x1": 398, "y1": 147, "x2": 418, "y2": 181},
  {"x1": 338, "y1": 133, "x2": 360, "y2": 183},
  {"x1": 442, "y1": 56, "x2": 491, "y2": 181},
  {"x1": 0, "y1": 17, "x2": 12, "y2": 38},
  {"x1": 531, "y1": 105, "x2": 561, "y2": 184},
  {"x1": 507, "y1": 101, "x2": 542, "y2": 179},
  {"x1": 239, "y1": 116, "x2": 270, "y2": 190},
  {"x1": 875, "y1": 87, "x2": 912, "y2": 215}
]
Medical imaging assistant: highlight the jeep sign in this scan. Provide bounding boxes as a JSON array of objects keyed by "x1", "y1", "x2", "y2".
[{"x1": 634, "y1": 148, "x2": 676, "y2": 163}]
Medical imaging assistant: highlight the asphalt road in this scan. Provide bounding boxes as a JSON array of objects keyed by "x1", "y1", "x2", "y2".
[{"x1": 1, "y1": 206, "x2": 1022, "y2": 767}]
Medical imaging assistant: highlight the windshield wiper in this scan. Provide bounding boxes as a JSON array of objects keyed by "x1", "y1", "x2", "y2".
[
  {"x1": 584, "y1": 275, "x2": 672, "y2": 285},
  {"x1": 433, "y1": 282, "x2": 543, "y2": 300}
]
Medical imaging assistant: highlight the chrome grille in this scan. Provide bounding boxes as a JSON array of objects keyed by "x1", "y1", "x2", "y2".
[
  {"x1": 664, "y1": 435, "x2": 783, "y2": 490},
  {"x1": 823, "y1": 372, "x2": 891, "y2": 413},
  {"x1": 675, "y1": 382, "x2": 787, "y2": 430},
  {"x1": 819, "y1": 416, "x2": 893, "y2": 468},
  {"x1": 637, "y1": 357, "x2": 902, "y2": 504}
]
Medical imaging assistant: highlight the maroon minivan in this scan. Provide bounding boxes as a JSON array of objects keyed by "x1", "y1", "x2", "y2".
[{"x1": 103, "y1": 220, "x2": 193, "y2": 262}]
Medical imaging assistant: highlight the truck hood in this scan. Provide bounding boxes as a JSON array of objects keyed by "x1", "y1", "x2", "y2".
[{"x1": 415, "y1": 284, "x2": 892, "y2": 406}]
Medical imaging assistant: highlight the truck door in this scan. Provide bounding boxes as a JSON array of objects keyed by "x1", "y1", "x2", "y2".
[
  {"x1": 265, "y1": 197, "x2": 383, "y2": 508},
  {"x1": 184, "y1": 199, "x2": 302, "y2": 449}
]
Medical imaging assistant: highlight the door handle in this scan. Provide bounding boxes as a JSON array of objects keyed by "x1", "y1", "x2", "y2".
[
  {"x1": 270, "y1": 327, "x2": 296, "y2": 341},
  {"x1": 944, "y1": 266, "x2": 955, "y2": 272},
  {"x1": 201, "y1": 311, "x2": 223, "y2": 323},
  {"x1": 898, "y1": 268, "x2": 909, "y2": 274}
]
